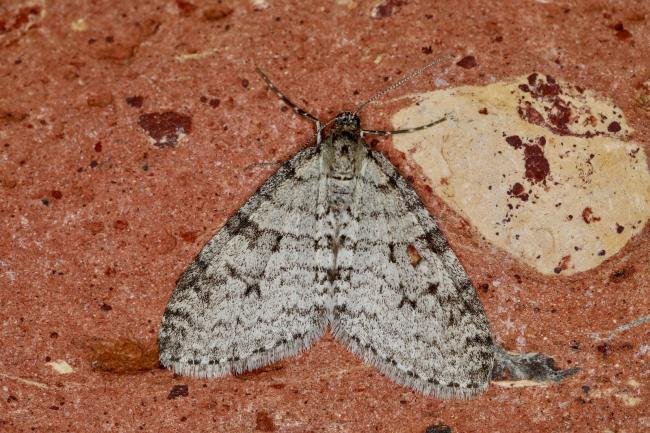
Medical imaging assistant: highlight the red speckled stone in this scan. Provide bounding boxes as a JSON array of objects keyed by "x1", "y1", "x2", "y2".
[{"x1": 1, "y1": 1, "x2": 648, "y2": 432}]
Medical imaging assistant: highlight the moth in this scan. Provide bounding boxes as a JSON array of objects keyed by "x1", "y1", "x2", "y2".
[{"x1": 159, "y1": 57, "x2": 494, "y2": 398}]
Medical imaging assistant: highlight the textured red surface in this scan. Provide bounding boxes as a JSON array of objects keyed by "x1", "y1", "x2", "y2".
[{"x1": 1, "y1": 1, "x2": 648, "y2": 432}]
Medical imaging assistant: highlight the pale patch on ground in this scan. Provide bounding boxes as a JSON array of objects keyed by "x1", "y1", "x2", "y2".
[
  {"x1": 335, "y1": 0, "x2": 357, "y2": 8},
  {"x1": 493, "y1": 380, "x2": 549, "y2": 388},
  {"x1": 392, "y1": 74, "x2": 650, "y2": 275},
  {"x1": 0, "y1": 373, "x2": 48, "y2": 389},
  {"x1": 250, "y1": 0, "x2": 269, "y2": 10},
  {"x1": 175, "y1": 48, "x2": 219, "y2": 62},
  {"x1": 590, "y1": 382, "x2": 642, "y2": 408},
  {"x1": 70, "y1": 18, "x2": 88, "y2": 32},
  {"x1": 46, "y1": 359, "x2": 74, "y2": 374}
]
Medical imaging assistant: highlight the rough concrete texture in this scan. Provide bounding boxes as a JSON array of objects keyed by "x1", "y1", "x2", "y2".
[{"x1": 0, "y1": 1, "x2": 648, "y2": 432}]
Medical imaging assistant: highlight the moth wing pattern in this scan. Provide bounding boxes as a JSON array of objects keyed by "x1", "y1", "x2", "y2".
[
  {"x1": 159, "y1": 147, "x2": 331, "y2": 377},
  {"x1": 332, "y1": 149, "x2": 495, "y2": 398}
]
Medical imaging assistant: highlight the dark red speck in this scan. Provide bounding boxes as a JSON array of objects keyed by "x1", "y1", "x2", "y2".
[
  {"x1": 610, "y1": 266, "x2": 634, "y2": 283},
  {"x1": 456, "y1": 55, "x2": 477, "y2": 69},
  {"x1": 554, "y1": 255, "x2": 571, "y2": 274},
  {"x1": 607, "y1": 121, "x2": 621, "y2": 132},
  {"x1": 371, "y1": 0, "x2": 406, "y2": 18},
  {"x1": 523, "y1": 143, "x2": 550, "y2": 184},
  {"x1": 11, "y1": 7, "x2": 40, "y2": 31},
  {"x1": 94, "y1": 142, "x2": 102, "y2": 152},
  {"x1": 203, "y1": 6, "x2": 234, "y2": 21},
  {"x1": 612, "y1": 22, "x2": 632, "y2": 40},
  {"x1": 113, "y1": 220, "x2": 129, "y2": 230},
  {"x1": 518, "y1": 102, "x2": 545, "y2": 126},
  {"x1": 582, "y1": 207, "x2": 601, "y2": 224},
  {"x1": 508, "y1": 182, "x2": 529, "y2": 201},
  {"x1": 505, "y1": 135, "x2": 523, "y2": 149},
  {"x1": 524, "y1": 74, "x2": 561, "y2": 98},
  {"x1": 539, "y1": 81, "x2": 560, "y2": 97},
  {"x1": 548, "y1": 102, "x2": 571, "y2": 135},
  {"x1": 167, "y1": 384, "x2": 189, "y2": 400},
  {"x1": 125, "y1": 96, "x2": 144, "y2": 108},
  {"x1": 180, "y1": 231, "x2": 198, "y2": 243},
  {"x1": 176, "y1": 0, "x2": 197, "y2": 16},
  {"x1": 255, "y1": 411, "x2": 276, "y2": 432},
  {"x1": 138, "y1": 112, "x2": 192, "y2": 148}
]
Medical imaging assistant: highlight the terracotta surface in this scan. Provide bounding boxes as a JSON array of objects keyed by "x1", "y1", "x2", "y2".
[{"x1": 1, "y1": 1, "x2": 648, "y2": 432}]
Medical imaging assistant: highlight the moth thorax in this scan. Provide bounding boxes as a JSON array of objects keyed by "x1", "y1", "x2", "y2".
[{"x1": 330, "y1": 138, "x2": 363, "y2": 177}]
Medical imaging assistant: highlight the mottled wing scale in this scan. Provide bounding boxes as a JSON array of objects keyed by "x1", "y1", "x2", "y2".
[
  {"x1": 158, "y1": 147, "x2": 331, "y2": 377},
  {"x1": 332, "y1": 150, "x2": 494, "y2": 397}
]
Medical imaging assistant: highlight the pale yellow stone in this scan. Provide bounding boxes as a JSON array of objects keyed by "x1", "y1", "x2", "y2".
[
  {"x1": 493, "y1": 379, "x2": 549, "y2": 388},
  {"x1": 70, "y1": 18, "x2": 88, "y2": 32},
  {"x1": 592, "y1": 386, "x2": 643, "y2": 407},
  {"x1": 250, "y1": 0, "x2": 269, "y2": 9},
  {"x1": 0, "y1": 373, "x2": 48, "y2": 389},
  {"x1": 175, "y1": 48, "x2": 218, "y2": 62},
  {"x1": 46, "y1": 359, "x2": 74, "y2": 374},
  {"x1": 392, "y1": 74, "x2": 650, "y2": 275},
  {"x1": 591, "y1": 387, "x2": 615, "y2": 398},
  {"x1": 336, "y1": 0, "x2": 358, "y2": 8},
  {"x1": 616, "y1": 393, "x2": 642, "y2": 407}
]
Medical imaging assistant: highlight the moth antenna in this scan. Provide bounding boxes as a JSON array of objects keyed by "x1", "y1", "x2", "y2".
[
  {"x1": 361, "y1": 114, "x2": 447, "y2": 136},
  {"x1": 257, "y1": 67, "x2": 328, "y2": 144},
  {"x1": 354, "y1": 54, "x2": 454, "y2": 115},
  {"x1": 256, "y1": 67, "x2": 320, "y2": 124}
]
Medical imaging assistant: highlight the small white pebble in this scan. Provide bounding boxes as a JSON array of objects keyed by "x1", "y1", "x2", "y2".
[{"x1": 46, "y1": 360, "x2": 74, "y2": 374}]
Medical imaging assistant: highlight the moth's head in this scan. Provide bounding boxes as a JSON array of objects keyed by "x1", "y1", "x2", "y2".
[{"x1": 333, "y1": 112, "x2": 361, "y2": 133}]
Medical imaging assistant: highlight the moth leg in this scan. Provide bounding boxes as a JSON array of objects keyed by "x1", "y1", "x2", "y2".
[
  {"x1": 315, "y1": 120, "x2": 322, "y2": 145},
  {"x1": 361, "y1": 114, "x2": 447, "y2": 136}
]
